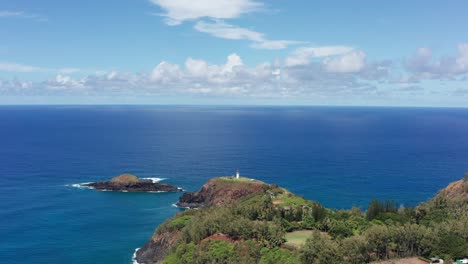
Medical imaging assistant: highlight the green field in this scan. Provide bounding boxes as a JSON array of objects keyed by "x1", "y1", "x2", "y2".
[{"x1": 284, "y1": 230, "x2": 314, "y2": 247}]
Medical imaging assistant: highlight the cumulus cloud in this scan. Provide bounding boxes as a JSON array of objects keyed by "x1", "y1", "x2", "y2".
[
  {"x1": 194, "y1": 20, "x2": 300, "y2": 50},
  {"x1": 406, "y1": 43, "x2": 468, "y2": 80},
  {"x1": 150, "y1": 0, "x2": 262, "y2": 25},
  {"x1": 285, "y1": 46, "x2": 355, "y2": 66},
  {"x1": 150, "y1": 61, "x2": 181, "y2": 83},
  {"x1": 323, "y1": 51, "x2": 367, "y2": 73},
  {"x1": 0, "y1": 53, "x2": 391, "y2": 100}
]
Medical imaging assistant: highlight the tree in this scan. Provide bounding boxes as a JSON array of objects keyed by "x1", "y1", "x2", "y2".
[
  {"x1": 259, "y1": 247, "x2": 300, "y2": 264},
  {"x1": 342, "y1": 236, "x2": 370, "y2": 264},
  {"x1": 300, "y1": 231, "x2": 342, "y2": 264},
  {"x1": 198, "y1": 240, "x2": 236, "y2": 264},
  {"x1": 312, "y1": 203, "x2": 327, "y2": 222},
  {"x1": 366, "y1": 200, "x2": 383, "y2": 221},
  {"x1": 364, "y1": 225, "x2": 391, "y2": 260}
]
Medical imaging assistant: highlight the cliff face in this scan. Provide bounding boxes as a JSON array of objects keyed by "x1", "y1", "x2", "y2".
[
  {"x1": 434, "y1": 179, "x2": 468, "y2": 200},
  {"x1": 135, "y1": 231, "x2": 181, "y2": 264},
  {"x1": 176, "y1": 177, "x2": 269, "y2": 208}
]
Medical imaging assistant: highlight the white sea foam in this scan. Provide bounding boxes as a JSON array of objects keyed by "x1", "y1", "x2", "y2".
[
  {"x1": 142, "y1": 177, "x2": 166, "y2": 183},
  {"x1": 132, "y1": 248, "x2": 141, "y2": 264},
  {"x1": 172, "y1": 203, "x2": 191, "y2": 209},
  {"x1": 67, "y1": 182, "x2": 94, "y2": 189}
]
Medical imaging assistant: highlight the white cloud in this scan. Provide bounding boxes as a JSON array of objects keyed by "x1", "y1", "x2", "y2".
[
  {"x1": 285, "y1": 46, "x2": 355, "y2": 66},
  {"x1": 150, "y1": 61, "x2": 181, "y2": 83},
  {"x1": 0, "y1": 63, "x2": 81, "y2": 74},
  {"x1": 194, "y1": 20, "x2": 300, "y2": 50},
  {"x1": 406, "y1": 43, "x2": 468, "y2": 79},
  {"x1": 150, "y1": 2, "x2": 300, "y2": 50},
  {"x1": 455, "y1": 43, "x2": 468, "y2": 72},
  {"x1": 59, "y1": 68, "x2": 81, "y2": 74},
  {"x1": 323, "y1": 51, "x2": 367, "y2": 73},
  {"x1": 250, "y1": 40, "x2": 302, "y2": 50},
  {"x1": 0, "y1": 63, "x2": 44, "y2": 72},
  {"x1": 0, "y1": 11, "x2": 24, "y2": 17},
  {"x1": 185, "y1": 58, "x2": 209, "y2": 77},
  {"x1": 0, "y1": 53, "x2": 391, "y2": 100},
  {"x1": 224, "y1": 53, "x2": 243, "y2": 72},
  {"x1": 194, "y1": 20, "x2": 263, "y2": 41},
  {"x1": 0, "y1": 10, "x2": 47, "y2": 21},
  {"x1": 150, "y1": 0, "x2": 262, "y2": 25}
]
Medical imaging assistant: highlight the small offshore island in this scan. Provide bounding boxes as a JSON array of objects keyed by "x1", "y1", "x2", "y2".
[
  {"x1": 134, "y1": 174, "x2": 468, "y2": 264},
  {"x1": 82, "y1": 174, "x2": 181, "y2": 193}
]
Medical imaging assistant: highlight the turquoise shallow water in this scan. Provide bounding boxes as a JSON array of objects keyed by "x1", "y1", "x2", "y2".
[{"x1": 1, "y1": 105, "x2": 467, "y2": 263}]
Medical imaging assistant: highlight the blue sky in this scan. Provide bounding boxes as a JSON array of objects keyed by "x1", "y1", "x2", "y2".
[{"x1": 1, "y1": 0, "x2": 468, "y2": 106}]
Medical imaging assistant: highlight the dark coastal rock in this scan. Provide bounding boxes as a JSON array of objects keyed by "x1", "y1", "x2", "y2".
[
  {"x1": 83, "y1": 174, "x2": 181, "y2": 193},
  {"x1": 176, "y1": 189, "x2": 209, "y2": 208},
  {"x1": 135, "y1": 231, "x2": 181, "y2": 264}
]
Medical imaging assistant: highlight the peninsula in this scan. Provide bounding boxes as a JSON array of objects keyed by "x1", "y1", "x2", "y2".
[
  {"x1": 135, "y1": 175, "x2": 468, "y2": 264},
  {"x1": 82, "y1": 174, "x2": 181, "y2": 193}
]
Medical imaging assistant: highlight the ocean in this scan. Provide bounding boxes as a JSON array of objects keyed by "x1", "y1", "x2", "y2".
[{"x1": 1, "y1": 105, "x2": 467, "y2": 263}]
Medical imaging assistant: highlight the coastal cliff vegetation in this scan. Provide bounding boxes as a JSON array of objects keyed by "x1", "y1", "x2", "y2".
[{"x1": 137, "y1": 175, "x2": 468, "y2": 264}]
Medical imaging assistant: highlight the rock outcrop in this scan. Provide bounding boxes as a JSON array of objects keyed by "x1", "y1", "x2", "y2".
[
  {"x1": 83, "y1": 174, "x2": 181, "y2": 193},
  {"x1": 135, "y1": 231, "x2": 181, "y2": 264},
  {"x1": 176, "y1": 177, "x2": 269, "y2": 208},
  {"x1": 435, "y1": 178, "x2": 468, "y2": 199}
]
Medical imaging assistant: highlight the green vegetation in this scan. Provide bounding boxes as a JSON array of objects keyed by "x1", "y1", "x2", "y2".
[
  {"x1": 168, "y1": 215, "x2": 193, "y2": 231},
  {"x1": 155, "y1": 176, "x2": 468, "y2": 264},
  {"x1": 218, "y1": 176, "x2": 261, "y2": 183},
  {"x1": 284, "y1": 230, "x2": 314, "y2": 247},
  {"x1": 464, "y1": 172, "x2": 468, "y2": 193}
]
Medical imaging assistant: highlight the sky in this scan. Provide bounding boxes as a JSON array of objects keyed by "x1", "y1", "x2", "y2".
[{"x1": 1, "y1": 0, "x2": 468, "y2": 106}]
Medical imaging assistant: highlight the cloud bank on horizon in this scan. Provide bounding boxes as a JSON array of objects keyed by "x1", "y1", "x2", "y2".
[{"x1": 1, "y1": 0, "x2": 467, "y2": 106}]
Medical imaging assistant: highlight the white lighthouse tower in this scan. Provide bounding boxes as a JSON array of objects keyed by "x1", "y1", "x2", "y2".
[{"x1": 236, "y1": 169, "x2": 240, "y2": 179}]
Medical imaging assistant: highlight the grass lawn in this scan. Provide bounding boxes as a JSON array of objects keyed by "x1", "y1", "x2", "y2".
[
  {"x1": 284, "y1": 230, "x2": 314, "y2": 247},
  {"x1": 218, "y1": 176, "x2": 261, "y2": 183}
]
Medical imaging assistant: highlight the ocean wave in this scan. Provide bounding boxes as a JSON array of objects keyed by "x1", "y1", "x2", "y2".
[
  {"x1": 172, "y1": 203, "x2": 191, "y2": 209},
  {"x1": 67, "y1": 182, "x2": 95, "y2": 189},
  {"x1": 132, "y1": 248, "x2": 140, "y2": 264},
  {"x1": 141, "y1": 177, "x2": 166, "y2": 183}
]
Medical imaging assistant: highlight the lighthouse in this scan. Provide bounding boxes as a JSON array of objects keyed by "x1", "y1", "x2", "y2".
[{"x1": 236, "y1": 169, "x2": 240, "y2": 179}]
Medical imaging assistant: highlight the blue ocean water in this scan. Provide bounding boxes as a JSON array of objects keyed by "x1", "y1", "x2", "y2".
[{"x1": 1, "y1": 105, "x2": 467, "y2": 263}]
